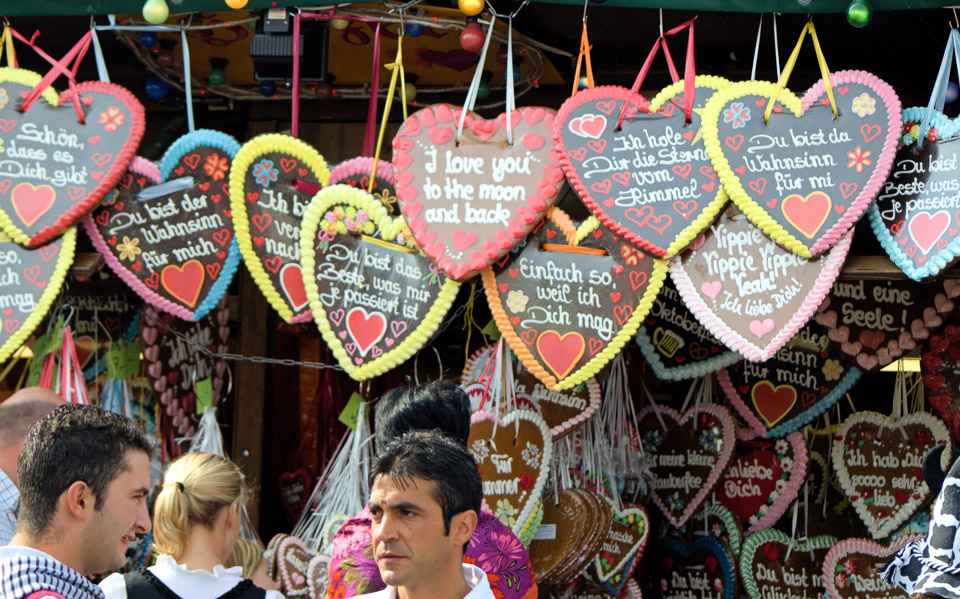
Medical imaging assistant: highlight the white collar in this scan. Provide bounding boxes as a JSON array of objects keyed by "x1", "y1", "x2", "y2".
[
  {"x1": 385, "y1": 564, "x2": 491, "y2": 599},
  {"x1": 154, "y1": 553, "x2": 244, "y2": 578}
]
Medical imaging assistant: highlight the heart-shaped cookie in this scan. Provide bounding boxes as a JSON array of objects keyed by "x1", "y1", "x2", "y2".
[
  {"x1": 637, "y1": 403, "x2": 736, "y2": 527},
  {"x1": 0, "y1": 227, "x2": 76, "y2": 362},
  {"x1": 63, "y1": 287, "x2": 141, "y2": 378},
  {"x1": 740, "y1": 530, "x2": 837, "y2": 599},
  {"x1": 306, "y1": 553, "x2": 331, "y2": 599},
  {"x1": 822, "y1": 535, "x2": 922, "y2": 599},
  {"x1": 920, "y1": 321, "x2": 960, "y2": 441},
  {"x1": 716, "y1": 433, "x2": 807, "y2": 534},
  {"x1": 141, "y1": 299, "x2": 230, "y2": 440},
  {"x1": 591, "y1": 498, "x2": 649, "y2": 593},
  {"x1": 265, "y1": 534, "x2": 289, "y2": 580},
  {"x1": 554, "y1": 77, "x2": 731, "y2": 258},
  {"x1": 329, "y1": 157, "x2": 398, "y2": 214},
  {"x1": 462, "y1": 344, "x2": 601, "y2": 438},
  {"x1": 392, "y1": 104, "x2": 566, "y2": 281},
  {"x1": 528, "y1": 488, "x2": 609, "y2": 584},
  {"x1": 702, "y1": 71, "x2": 901, "y2": 258},
  {"x1": 230, "y1": 134, "x2": 330, "y2": 323},
  {"x1": 0, "y1": 68, "x2": 145, "y2": 247},
  {"x1": 278, "y1": 468, "x2": 313, "y2": 525},
  {"x1": 814, "y1": 278, "x2": 959, "y2": 372},
  {"x1": 670, "y1": 204, "x2": 852, "y2": 362},
  {"x1": 832, "y1": 410, "x2": 951, "y2": 538},
  {"x1": 718, "y1": 323, "x2": 862, "y2": 438},
  {"x1": 299, "y1": 184, "x2": 461, "y2": 380},
  {"x1": 277, "y1": 535, "x2": 314, "y2": 597},
  {"x1": 86, "y1": 130, "x2": 243, "y2": 321},
  {"x1": 468, "y1": 409, "x2": 552, "y2": 542},
  {"x1": 658, "y1": 536, "x2": 739, "y2": 599},
  {"x1": 636, "y1": 277, "x2": 741, "y2": 381},
  {"x1": 483, "y1": 207, "x2": 667, "y2": 390},
  {"x1": 690, "y1": 504, "x2": 744, "y2": 556},
  {"x1": 868, "y1": 107, "x2": 960, "y2": 281}
]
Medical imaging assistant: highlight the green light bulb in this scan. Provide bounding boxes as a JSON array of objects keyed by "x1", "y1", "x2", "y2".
[{"x1": 846, "y1": 0, "x2": 872, "y2": 28}]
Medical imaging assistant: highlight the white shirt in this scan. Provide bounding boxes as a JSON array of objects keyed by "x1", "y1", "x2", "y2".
[
  {"x1": 355, "y1": 564, "x2": 495, "y2": 599},
  {"x1": 0, "y1": 468, "x2": 18, "y2": 546},
  {"x1": 99, "y1": 554, "x2": 285, "y2": 599}
]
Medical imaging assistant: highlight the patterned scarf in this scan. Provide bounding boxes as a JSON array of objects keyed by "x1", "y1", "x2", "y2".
[{"x1": 0, "y1": 548, "x2": 104, "y2": 599}]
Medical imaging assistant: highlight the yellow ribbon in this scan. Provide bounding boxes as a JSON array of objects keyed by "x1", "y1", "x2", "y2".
[
  {"x1": 368, "y1": 35, "x2": 408, "y2": 193},
  {"x1": 764, "y1": 21, "x2": 836, "y2": 123},
  {"x1": 0, "y1": 26, "x2": 16, "y2": 69},
  {"x1": 572, "y1": 23, "x2": 595, "y2": 96}
]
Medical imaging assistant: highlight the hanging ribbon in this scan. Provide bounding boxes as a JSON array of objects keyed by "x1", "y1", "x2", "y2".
[
  {"x1": 90, "y1": 22, "x2": 110, "y2": 83},
  {"x1": 571, "y1": 23, "x2": 595, "y2": 96},
  {"x1": 0, "y1": 26, "x2": 17, "y2": 69},
  {"x1": 292, "y1": 12, "x2": 301, "y2": 137},
  {"x1": 919, "y1": 28, "x2": 960, "y2": 150},
  {"x1": 457, "y1": 14, "x2": 497, "y2": 144},
  {"x1": 764, "y1": 21, "x2": 836, "y2": 123},
  {"x1": 750, "y1": 13, "x2": 781, "y2": 82},
  {"x1": 8, "y1": 27, "x2": 92, "y2": 122},
  {"x1": 505, "y1": 15, "x2": 516, "y2": 145},
  {"x1": 368, "y1": 33, "x2": 407, "y2": 192},
  {"x1": 616, "y1": 18, "x2": 694, "y2": 130},
  {"x1": 363, "y1": 22, "x2": 382, "y2": 157}
]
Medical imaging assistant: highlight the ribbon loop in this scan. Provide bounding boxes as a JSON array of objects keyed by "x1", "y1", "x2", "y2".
[
  {"x1": 764, "y1": 21, "x2": 835, "y2": 123},
  {"x1": 8, "y1": 27, "x2": 93, "y2": 122},
  {"x1": 571, "y1": 23, "x2": 595, "y2": 96},
  {"x1": 368, "y1": 34, "x2": 406, "y2": 192},
  {"x1": 919, "y1": 28, "x2": 960, "y2": 150}
]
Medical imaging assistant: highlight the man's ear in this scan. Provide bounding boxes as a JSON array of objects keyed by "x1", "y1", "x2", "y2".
[
  {"x1": 64, "y1": 481, "x2": 95, "y2": 520},
  {"x1": 450, "y1": 509, "x2": 478, "y2": 546}
]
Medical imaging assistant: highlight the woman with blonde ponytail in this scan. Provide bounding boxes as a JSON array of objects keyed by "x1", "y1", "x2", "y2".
[{"x1": 99, "y1": 452, "x2": 285, "y2": 599}]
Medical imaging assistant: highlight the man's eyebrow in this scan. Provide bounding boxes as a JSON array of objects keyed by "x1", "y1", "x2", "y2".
[{"x1": 133, "y1": 487, "x2": 150, "y2": 496}]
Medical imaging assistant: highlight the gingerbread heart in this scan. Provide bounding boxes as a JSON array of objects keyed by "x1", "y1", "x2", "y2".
[
  {"x1": 814, "y1": 278, "x2": 959, "y2": 372},
  {"x1": 702, "y1": 71, "x2": 901, "y2": 258},
  {"x1": 392, "y1": 104, "x2": 566, "y2": 281},
  {"x1": 306, "y1": 553, "x2": 331, "y2": 599},
  {"x1": 832, "y1": 410, "x2": 951, "y2": 538},
  {"x1": 636, "y1": 277, "x2": 741, "y2": 381},
  {"x1": 554, "y1": 77, "x2": 731, "y2": 258},
  {"x1": 689, "y1": 504, "x2": 744, "y2": 556},
  {"x1": 822, "y1": 535, "x2": 922, "y2": 599},
  {"x1": 278, "y1": 468, "x2": 313, "y2": 525},
  {"x1": 468, "y1": 409, "x2": 552, "y2": 542},
  {"x1": 591, "y1": 498, "x2": 649, "y2": 593},
  {"x1": 483, "y1": 207, "x2": 667, "y2": 390},
  {"x1": 230, "y1": 134, "x2": 330, "y2": 323},
  {"x1": 86, "y1": 131, "x2": 242, "y2": 321},
  {"x1": 0, "y1": 69, "x2": 144, "y2": 247},
  {"x1": 265, "y1": 534, "x2": 289, "y2": 579},
  {"x1": 299, "y1": 184, "x2": 460, "y2": 380},
  {"x1": 671, "y1": 204, "x2": 852, "y2": 362},
  {"x1": 658, "y1": 535, "x2": 739, "y2": 599},
  {"x1": 716, "y1": 433, "x2": 807, "y2": 534},
  {"x1": 329, "y1": 157, "x2": 398, "y2": 214},
  {"x1": 548, "y1": 489, "x2": 611, "y2": 584},
  {"x1": 740, "y1": 530, "x2": 836, "y2": 599},
  {"x1": 718, "y1": 323, "x2": 862, "y2": 437},
  {"x1": 0, "y1": 227, "x2": 76, "y2": 362},
  {"x1": 528, "y1": 488, "x2": 609, "y2": 584},
  {"x1": 868, "y1": 107, "x2": 960, "y2": 281},
  {"x1": 141, "y1": 299, "x2": 230, "y2": 440},
  {"x1": 637, "y1": 403, "x2": 736, "y2": 527},
  {"x1": 277, "y1": 535, "x2": 314, "y2": 596},
  {"x1": 462, "y1": 344, "x2": 601, "y2": 438},
  {"x1": 920, "y1": 321, "x2": 960, "y2": 441}
]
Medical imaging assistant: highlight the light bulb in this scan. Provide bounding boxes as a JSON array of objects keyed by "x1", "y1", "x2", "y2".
[
  {"x1": 225, "y1": 0, "x2": 248, "y2": 8},
  {"x1": 142, "y1": 0, "x2": 169, "y2": 24}
]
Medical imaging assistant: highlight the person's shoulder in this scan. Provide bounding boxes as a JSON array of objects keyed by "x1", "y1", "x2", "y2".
[
  {"x1": 97, "y1": 570, "x2": 128, "y2": 599},
  {"x1": 352, "y1": 588, "x2": 391, "y2": 599}
]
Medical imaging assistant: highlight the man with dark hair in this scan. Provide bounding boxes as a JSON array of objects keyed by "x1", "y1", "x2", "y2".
[
  {"x1": 358, "y1": 430, "x2": 489, "y2": 599},
  {"x1": 0, "y1": 404, "x2": 154, "y2": 599},
  {"x1": 0, "y1": 388, "x2": 67, "y2": 545},
  {"x1": 327, "y1": 384, "x2": 536, "y2": 599}
]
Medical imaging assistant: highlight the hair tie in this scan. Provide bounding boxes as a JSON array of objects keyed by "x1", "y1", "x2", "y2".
[{"x1": 176, "y1": 481, "x2": 185, "y2": 492}]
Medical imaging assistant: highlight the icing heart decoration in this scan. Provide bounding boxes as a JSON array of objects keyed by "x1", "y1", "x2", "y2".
[
  {"x1": 739, "y1": 530, "x2": 837, "y2": 599},
  {"x1": 392, "y1": 104, "x2": 566, "y2": 281},
  {"x1": 462, "y1": 344, "x2": 601, "y2": 438},
  {"x1": 716, "y1": 433, "x2": 808, "y2": 534},
  {"x1": 0, "y1": 227, "x2": 76, "y2": 362},
  {"x1": 821, "y1": 535, "x2": 922, "y2": 599},
  {"x1": 702, "y1": 71, "x2": 901, "y2": 258},
  {"x1": 689, "y1": 504, "x2": 744, "y2": 556},
  {"x1": 635, "y1": 276, "x2": 741, "y2": 381},
  {"x1": 554, "y1": 76, "x2": 732, "y2": 258},
  {"x1": 140, "y1": 299, "x2": 230, "y2": 439},
  {"x1": 658, "y1": 536, "x2": 739, "y2": 599},
  {"x1": 0, "y1": 69, "x2": 144, "y2": 247},
  {"x1": 277, "y1": 535, "x2": 315, "y2": 597},
  {"x1": 920, "y1": 321, "x2": 960, "y2": 441},
  {"x1": 299, "y1": 184, "x2": 461, "y2": 380},
  {"x1": 230, "y1": 134, "x2": 330, "y2": 323},
  {"x1": 814, "y1": 278, "x2": 960, "y2": 372},
  {"x1": 277, "y1": 467, "x2": 313, "y2": 525},
  {"x1": 483, "y1": 207, "x2": 667, "y2": 390},
  {"x1": 868, "y1": 107, "x2": 960, "y2": 281},
  {"x1": 590, "y1": 498, "x2": 649, "y2": 595},
  {"x1": 637, "y1": 403, "x2": 736, "y2": 527},
  {"x1": 468, "y1": 409, "x2": 552, "y2": 542},
  {"x1": 85, "y1": 131, "x2": 243, "y2": 321},
  {"x1": 329, "y1": 157, "x2": 398, "y2": 214},
  {"x1": 831, "y1": 410, "x2": 951, "y2": 539},
  {"x1": 670, "y1": 204, "x2": 852, "y2": 363},
  {"x1": 527, "y1": 488, "x2": 610, "y2": 585},
  {"x1": 718, "y1": 323, "x2": 863, "y2": 438},
  {"x1": 306, "y1": 553, "x2": 332, "y2": 599}
]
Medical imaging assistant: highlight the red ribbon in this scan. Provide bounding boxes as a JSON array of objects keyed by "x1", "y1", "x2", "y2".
[{"x1": 8, "y1": 28, "x2": 92, "y2": 122}]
